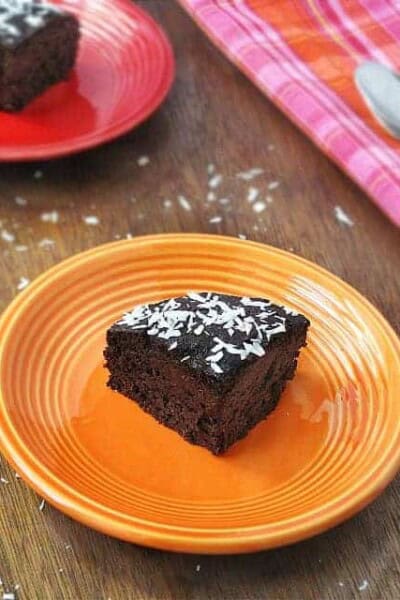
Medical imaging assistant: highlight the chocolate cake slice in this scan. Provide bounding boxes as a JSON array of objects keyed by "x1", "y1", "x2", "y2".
[
  {"x1": 0, "y1": 0, "x2": 80, "y2": 111},
  {"x1": 104, "y1": 293, "x2": 310, "y2": 455}
]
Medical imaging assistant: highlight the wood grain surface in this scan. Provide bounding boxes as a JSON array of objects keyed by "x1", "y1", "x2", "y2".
[{"x1": 0, "y1": 2, "x2": 399, "y2": 599}]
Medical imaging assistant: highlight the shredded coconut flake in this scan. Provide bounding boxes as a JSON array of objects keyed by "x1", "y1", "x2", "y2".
[
  {"x1": 253, "y1": 201, "x2": 266, "y2": 213},
  {"x1": 247, "y1": 187, "x2": 259, "y2": 203},
  {"x1": 38, "y1": 238, "x2": 55, "y2": 248},
  {"x1": 15, "y1": 245, "x2": 28, "y2": 252},
  {"x1": 236, "y1": 168, "x2": 264, "y2": 181},
  {"x1": 17, "y1": 277, "x2": 30, "y2": 291},
  {"x1": 15, "y1": 196, "x2": 27, "y2": 206},
  {"x1": 219, "y1": 198, "x2": 230, "y2": 205},
  {"x1": 208, "y1": 174, "x2": 223, "y2": 189},
  {"x1": 268, "y1": 181, "x2": 280, "y2": 190},
  {"x1": 137, "y1": 155, "x2": 150, "y2": 167},
  {"x1": 83, "y1": 216, "x2": 100, "y2": 226},
  {"x1": 33, "y1": 170, "x2": 43, "y2": 180},
  {"x1": 207, "y1": 163, "x2": 215, "y2": 175},
  {"x1": 358, "y1": 580, "x2": 368, "y2": 592},
  {"x1": 209, "y1": 216, "x2": 222, "y2": 224},
  {"x1": 1, "y1": 230, "x2": 15, "y2": 243},
  {"x1": 334, "y1": 205, "x2": 354, "y2": 226},
  {"x1": 41, "y1": 211, "x2": 59, "y2": 224},
  {"x1": 39, "y1": 499, "x2": 46, "y2": 511},
  {"x1": 178, "y1": 195, "x2": 191, "y2": 211},
  {"x1": 195, "y1": 564, "x2": 201, "y2": 572},
  {"x1": 0, "y1": 477, "x2": 9, "y2": 484},
  {"x1": 3, "y1": 593, "x2": 16, "y2": 600},
  {"x1": 163, "y1": 199, "x2": 172, "y2": 208},
  {"x1": 207, "y1": 192, "x2": 216, "y2": 202}
]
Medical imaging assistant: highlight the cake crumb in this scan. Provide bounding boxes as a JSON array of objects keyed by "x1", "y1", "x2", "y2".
[
  {"x1": 39, "y1": 499, "x2": 46, "y2": 511},
  {"x1": 334, "y1": 206, "x2": 354, "y2": 227},
  {"x1": 58, "y1": 568, "x2": 63, "y2": 573},
  {"x1": 126, "y1": 233, "x2": 133, "y2": 239},
  {"x1": 1, "y1": 230, "x2": 15, "y2": 243},
  {"x1": 13, "y1": 586, "x2": 19, "y2": 591},
  {"x1": 358, "y1": 580, "x2": 368, "y2": 591},
  {"x1": 17, "y1": 277, "x2": 30, "y2": 291},
  {"x1": 41, "y1": 211, "x2": 59, "y2": 224},
  {"x1": 253, "y1": 201, "x2": 266, "y2": 214},
  {"x1": 178, "y1": 195, "x2": 191, "y2": 211},
  {"x1": 137, "y1": 155, "x2": 150, "y2": 167},
  {"x1": 15, "y1": 473, "x2": 21, "y2": 479},
  {"x1": 208, "y1": 174, "x2": 223, "y2": 189},
  {"x1": 15, "y1": 196, "x2": 27, "y2": 206},
  {"x1": 83, "y1": 216, "x2": 100, "y2": 226},
  {"x1": 195, "y1": 564, "x2": 201, "y2": 572},
  {"x1": 33, "y1": 170, "x2": 43, "y2": 179},
  {"x1": 209, "y1": 216, "x2": 222, "y2": 224},
  {"x1": 247, "y1": 187, "x2": 259, "y2": 203}
]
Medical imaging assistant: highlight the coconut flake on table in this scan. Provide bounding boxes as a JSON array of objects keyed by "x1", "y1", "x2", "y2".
[
  {"x1": 39, "y1": 499, "x2": 46, "y2": 511},
  {"x1": 178, "y1": 195, "x2": 191, "y2": 211},
  {"x1": 253, "y1": 201, "x2": 267, "y2": 214},
  {"x1": 14, "y1": 196, "x2": 27, "y2": 206},
  {"x1": 238, "y1": 234, "x2": 247, "y2": 240},
  {"x1": 358, "y1": 580, "x2": 369, "y2": 592},
  {"x1": 41, "y1": 211, "x2": 59, "y2": 224},
  {"x1": 247, "y1": 187, "x2": 259, "y2": 203},
  {"x1": 1, "y1": 230, "x2": 15, "y2": 243},
  {"x1": 219, "y1": 198, "x2": 230, "y2": 205},
  {"x1": 163, "y1": 199, "x2": 172, "y2": 209},
  {"x1": 209, "y1": 216, "x2": 222, "y2": 224},
  {"x1": 334, "y1": 205, "x2": 354, "y2": 227},
  {"x1": 2, "y1": 593, "x2": 16, "y2": 600},
  {"x1": 236, "y1": 168, "x2": 264, "y2": 181},
  {"x1": 137, "y1": 155, "x2": 150, "y2": 167},
  {"x1": 207, "y1": 192, "x2": 216, "y2": 202},
  {"x1": 0, "y1": 477, "x2": 9, "y2": 484},
  {"x1": 17, "y1": 277, "x2": 30, "y2": 291},
  {"x1": 195, "y1": 564, "x2": 201, "y2": 572},
  {"x1": 207, "y1": 163, "x2": 215, "y2": 175},
  {"x1": 33, "y1": 170, "x2": 43, "y2": 180},
  {"x1": 268, "y1": 181, "x2": 280, "y2": 190},
  {"x1": 38, "y1": 238, "x2": 55, "y2": 248},
  {"x1": 208, "y1": 174, "x2": 223, "y2": 189},
  {"x1": 83, "y1": 215, "x2": 100, "y2": 226}
]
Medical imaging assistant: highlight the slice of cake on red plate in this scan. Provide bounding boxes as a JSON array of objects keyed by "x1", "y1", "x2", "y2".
[
  {"x1": 104, "y1": 292, "x2": 310, "y2": 455},
  {"x1": 0, "y1": 0, "x2": 80, "y2": 111}
]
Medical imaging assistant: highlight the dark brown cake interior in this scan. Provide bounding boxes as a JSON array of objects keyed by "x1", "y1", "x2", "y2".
[
  {"x1": 0, "y1": 1, "x2": 80, "y2": 111},
  {"x1": 104, "y1": 293, "x2": 310, "y2": 455}
]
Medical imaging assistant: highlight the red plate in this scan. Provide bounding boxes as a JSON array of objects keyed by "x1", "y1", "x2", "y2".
[{"x1": 0, "y1": 0, "x2": 174, "y2": 161}]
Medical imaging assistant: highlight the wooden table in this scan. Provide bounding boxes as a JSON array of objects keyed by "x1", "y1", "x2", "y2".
[{"x1": 0, "y1": 2, "x2": 399, "y2": 599}]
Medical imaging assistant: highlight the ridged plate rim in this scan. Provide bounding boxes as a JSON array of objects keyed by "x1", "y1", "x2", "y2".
[{"x1": 0, "y1": 233, "x2": 399, "y2": 554}]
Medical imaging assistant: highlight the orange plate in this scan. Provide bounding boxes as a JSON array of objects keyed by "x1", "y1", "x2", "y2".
[{"x1": 0, "y1": 234, "x2": 399, "y2": 554}]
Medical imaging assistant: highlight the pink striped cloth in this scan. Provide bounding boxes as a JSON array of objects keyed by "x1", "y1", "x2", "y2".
[{"x1": 178, "y1": 0, "x2": 400, "y2": 227}]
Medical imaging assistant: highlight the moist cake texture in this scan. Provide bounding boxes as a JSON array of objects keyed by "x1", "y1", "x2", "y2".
[
  {"x1": 104, "y1": 292, "x2": 310, "y2": 455},
  {"x1": 0, "y1": 0, "x2": 80, "y2": 111}
]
